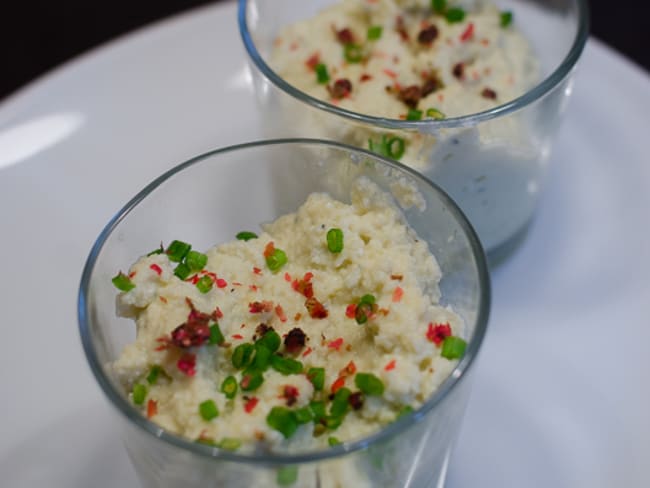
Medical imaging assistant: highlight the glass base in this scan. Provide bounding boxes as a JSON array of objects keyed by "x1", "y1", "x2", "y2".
[{"x1": 486, "y1": 217, "x2": 534, "y2": 268}]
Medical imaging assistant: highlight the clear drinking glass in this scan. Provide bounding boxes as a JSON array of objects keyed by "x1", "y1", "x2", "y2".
[
  {"x1": 238, "y1": 0, "x2": 589, "y2": 263},
  {"x1": 78, "y1": 139, "x2": 490, "y2": 488}
]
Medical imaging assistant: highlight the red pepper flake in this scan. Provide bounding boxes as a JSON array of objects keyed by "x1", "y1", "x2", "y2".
[
  {"x1": 187, "y1": 274, "x2": 200, "y2": 285},
  {"x1": 305, "y1": 297, "x2": 328, "y2": 319},
  {"x1": 480, "y1": 38, "x2": 490, "y2": 46},
  {"x1": 437, "y1": 93, "x2": 444, "y2": 102},
  {"x1": 232, "y1": 282, "x2": 243, "y2": 286},
  {"x1": 331, "y1": 376, "x2": 346, "y2": 393},
  {"x1": 253, "y1": 267, "x2": 262, "y2": 275},
  {"x1": 345, "y1": 303, "x2": 357, "y2": 318},
  {"x1": 232, "y1": 334, "x2": 244, "y2": 340},
  {"x1": 147, "y1": 399, "x2": 158, "y2": 418},
  {"x1": 275, "y1": 304, "x2": 288, "y2": 323},
  {"x1": 390, "y1": 274, "x2": 403, "y2": 281},
  {"x1": 249, "y1": 300, "x2": 274, "y2": 313},
  {"x1": 339, "y1": 360, "x2": 356, "y2": 377},
  {"x1": 244, "y1": 396, "x2": 259, "y2": 413},
  {"x1": 392, "y1": 286, "x2": 404, "y2": 303},
  {"x1": 263, "y1": 241, "x2": 275, "y2": 258},
  {"x1": 328, "y1": 78, "x2": 352, "y2": 99},
  {"x1": 273, "y1": 37, "x2": 283, "y2": 47},
  {"x1": 216, "y1": 278, "x2": 228, "y2": 288},
  {"x1": 249, "y1": 284, "x2": 258, "y2": 292},
  {"x1": 154, "y1": 336, "x2": 171, "y2": 351},
  {"x1": 460, "y1": 22, "x2": 475, "y2": 43},
  {"x1": 379, "y1": 308, "x2": 390, "y2": 316},
  {"x1": 305, "y1": 52, "x2": 320, "y2": 70},
  {"x1": 383, "y1": 68, "x2": 397, "y2": 79},
  {"x1": 294, "y1": 312, "x2": 302, "y2": 321},
  {"x1": 426, "y1": 322, "x2": 452, "y2": 346},
  {"x1": 360, "y1": 73, "x2": 372, "y2": 82},
  {"x1": 395, "y1": 16, "x2": 409, "y2": 42},
  {"x1": 336, "y1": 27, "x2": 355, "y2": 45},
  {"x1": 215, "y1": 307, "x2": 223, "y2": 319},
  {"x1": 302, "y1": 346, "x2": 313, "y2": 358},
  {"x1": 481, "y1": 87, "x2": 497, "y2": 100},
  {"x1": 282, "y1": 385, "x2": 300, "y2": 407},
  {"x1": 289, "y1": 41, "x2": 299, "y2": 51},
  {"x1": 328, "y1": 337, "x2": 344, "y2": 351},
  {"x1": 241, "y1": 323, "x2": 246, "y2": 329},
  {"x1": 159, "y1": 296, "x2": 168, "y2": 304},
  {"x1": 149, "y1": 263, "x2": 162, "y2": 275},
  {"x1": 284, "y1": 272, "x2": 292, "y2": 282},
  {"x1": 128, "y1": 271, "x2": 136, "y2": 279},
  {"x1": 177, "y1": 353, "x2": 197, "y2": 376},
  {"x1": 384, "y1": 359, "x2": 397, "y2": 371}
]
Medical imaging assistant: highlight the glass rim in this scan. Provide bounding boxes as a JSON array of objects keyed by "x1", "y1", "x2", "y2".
[
  {"x1": 238, "y1": 0, "x2": 590, "y2": 129},
  {"x1": 78, "y1": 138, "x2": 491, "y2": 465}
]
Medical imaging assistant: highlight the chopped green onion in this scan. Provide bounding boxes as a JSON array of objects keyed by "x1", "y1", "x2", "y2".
[
  {"x1": 426, "y1": 108, "x2": 446, "y2": 120},
  {"x1": 310, "y1": 400, "x2": 327, "y2": 422},
  {"x1": 112, "y1": 272, "x2": 135, "y2": 292},
  {"x1": 256, "y1": 329, "x2": 281, "y2": 352},
  {"x1": 196, "y1": 275, "x2": 213, "y2": 293},
  {"x1": 315, "y1": 63, "x2": 330, "y2": 84},
  {"x1": 307, "y1": 367, "x2": 325, "y2": 391},
  {"x1": 166, "y1": 240, "x2": 191, "y2": 262},
  {"x1": 329, "y1": 387, "x2": 351, "y2": 417},
  {"x1": 252, "y1": 344, "x2": 272, "y2": 371},
  {"x1": 218, "y1": 438, "x2": 241, "y2": 451},
  {"x1": 232, "y1": 343, "x2": 255, "y2": 369},
  {"x1": 396, "y1": 405, "x2": 414, "y2": 419},
  {"x1": 500, "y1": 10, "x2": 513, "y2": 27},
  {"x1": 236, "y1": 231, "x2": 258, "y2": 241},
  {"x1": 267, "y1": 406, "x2": 299, "y2": 438},
  {"x1": 441, "y1": 336, "x2": 467, "y2": 359},
  {"x1": 209, "y1": 323, "x2": 225, "y2": 345},
  {"x1": 355, "y1": 372, "x2": 384, "y2": 396},
  {"x1": 359, "y1": 294, "x2": 376, "y2": 305},
  {"x1": 266, "y1": 248, "x2": 288, "y2": 273},
  {"x1": 277, "y1": 466, "x2": 299, "y2": 486},
  {"x1": 270, "y1": 355, "x2": 304, "y2": 375},
  {"x1": 386, "y1": 137, "x2": 406, "y2": 160},
  {"x1": 328, "y1": 437, "x2": 341, "y2": 446},
  {"x1": 240, "y1": 371, "x2": 264, "y2": 391},
  {"x1": 199, "y1": 399, "x2": 219, "y2": 421},
  {"x1": 367, "y1": 25, "x2": 383, "y2": 40},
  {"x1": 344, "y1": 44, "x2": 364, "y2": 63},
  {"x1": 432, "y1": 0, "x2": 447, "y2": 14},
  {"x1": 132, "y1": 383, "x2": 147, "y2": 405},
  {"x1": 173, "y1": 263, "x2": 191, "y2": 280},
  {"x1": 326, "y1": 228, "x2": 344, "y2": 253},
  {"x1": 185, "y1": 250, "x2": 207, "y2": 271},
  {"x1": 355, "y1": 295, "x2": 376, "y2": 325},
  {"x1": 146, "y1": 365, "x2": 163, "y2": 385},
  {"x1": 221, "y1": 375, "x2": 238, "y2": 399},
  {"x1": 294, "y1": 406, "x2": 314, "y2": 424},
  {"x1": 445, "y1": 7, "x2": 466, "y2": 23},
  {"x1": 406, "y1": 108, "x2": 423, "y2": 121}
]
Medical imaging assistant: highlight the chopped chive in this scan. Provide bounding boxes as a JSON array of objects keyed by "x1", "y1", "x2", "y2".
[
  {"x1": 173, "y1": 263, "x2": 191, "y2": 280},
  {"x1": 344, "y1": 44, "x2": 364, "y2": 63},
  {"x1": 209, "y1": 323, "x2": 225, "y2": 345},
  {"x1": 256, "y1": 329, "x2": 281, "y2": 352},
  {"x1": 329, "y1": 387, "x2": 351, "y2": 417},
  {"x1": 218, "y1": 438, "x2": 242, "y2": 451},
  {"x1": 252, "y1": 344, "x2": 272, "y2": 371},
  {"x1": 397, "y1": 405, "x2": 414, "y2": 419},
  {"x1": 355, "y1": 372, "x2": 384, "y2": 396},
  {"x1": 406, "y1": 108, "x2": 423, "y2": 121},
  {"x1": 165, "y1": 240, "x2": 191, "y2": 262},
  {"x1": 359, "y1": 294, "x2": 376, "y2": 305},
  {"x1": 270, "y1": 355, "x2": 304, "y2": 375},
  {"x1": 266, "y1": 248, "x2": 288, "y2": 273},
  {"x1": 445, "y1": 7, "x2": 466, "y2": 23},
  {"x1": 232, "y1": 343, "x2": 255, "y2": 369},
  {"x1": 328, "y1": 436, "x2": 341, "y2": 446},
  {"x1": 294, "y1": 406, "x2": 314, "y2": 424},
  {"x1": 240, "y1": 371, "x2": 264, "y2": 391},
  {"x1": 426, "y1": 107, "x2": 446, "y2": 120},
  {"x1": 326, "y1": 228, "x2": 344, "y2": 253},
  {"x1": 432, "y1": 0, "x2": 447, "y2": 14},
  {"x1": 221, "y1": 375, "x2": 238, "y2": 399},
  {"x1": 146, "y1": 365, "x2": 162, "y2": 385},
  {"x1": 441, "y1": 336, "x2": 467, "y2": 359},
  {"x1": 307, "y1": 367, "x2": 325, "y2": 391},
  {"x1": 277, "y1": 466, "x2": 298, "y2": 486},
  {"x1": 185, "y1": 250, "x2": 207, "y2": 271},
  {"x1": 196, "y1": 275, "x2": 213, "y2": 293},
  {"x1": 367, "y1": 25, "x2": 383, "y2": 40},
  {"x1": 199, "y1": 399, "x2": 219, "y2": 421},
  {"x1": 386, "y1": 137, "x2": 405, "y2": 160},
  {"x1": 236, "y1": 231, "x2": 258, "y2": 241},
  {"x1": 132, "y1": 383, "x2": 147, "y2": 405},
  {"x1": 267, "y1": 406, "x2": 299, "y2": 438},
  {"x1": 112, "y1": 272, "x2": 135, "y2": 292},
  {"x1": 315, "y1": 63, "x2": 330, "y2": 84},
  {"x1": 500, "y1": 10, "x2": 513, "y2": 27},
  {"x1": 309, "y1": 401, "x2": 327, "y2": 423}
]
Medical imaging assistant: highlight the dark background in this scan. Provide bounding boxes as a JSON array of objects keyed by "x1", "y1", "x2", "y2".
[{"x1": 0, "y1": 0, "x2": 648, "y2": 103}]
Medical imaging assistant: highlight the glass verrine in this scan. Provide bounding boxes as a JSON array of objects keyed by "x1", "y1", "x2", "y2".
[
  {"x1": 238, "y1": 0, "x2": 589, "y2": 263},
  {"x1": 78, "y1": 139, "x2": 490, "y2": 487}
]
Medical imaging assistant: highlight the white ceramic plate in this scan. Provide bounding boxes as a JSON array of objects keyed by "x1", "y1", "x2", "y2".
[{"x1": 1, "y1": 1, "x2": 648, "y2": 486}]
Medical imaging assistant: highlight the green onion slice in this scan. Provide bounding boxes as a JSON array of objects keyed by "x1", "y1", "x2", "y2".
[
  {"x1": 112, "y1": 272, "x2": 135, "y2": 292},
  {"x1": 146, "y1": 365, "x2": 163, "y2": 385},
  {"x1": 315, "y1": 63, "x2": 330, "y2": 84},
  {"x1": 270, "y1": 355, "x2": 304, "y2": 375},
  {"x1": 432, "y1": 0, "x2": 447, "y2": 14},
  {"x1": 252, "y1": 344, "x2": 272, "y2": 371},
  {"x1": 256, "y1": 329, "x2": 281, "y2": 352},
  {"x1": 426, "y1": 107, "x2": 446, "y2": 120},
  {"x1": 307, "y1": 367, "x2": 325, "y2": 391},
  {"x1": 232, "y1": 343, "x2": 255, "y2": 369},
  {"x1": 406, "y1": 108, "x2": 423, "y2": 121},
  {"x1": 166, "y1": 240, "x2": 191, "y2": 262},
  {"x1": 367, "y1": 25, "x2": 383, "y2": 40},
  {"x1": 221, "y1": 375, "x2": 238, "y2": 399},
  {"x1": 277, "y1": 466, "x2": 299, "y2": 486},
  {"x1": 267, "y1": 406, "x2": 299, "y2": 438},
  {"x1": 173, "y1": 263, "x2": 191, "y2": 280},
  {"x1": 354, "y1": 372, "x2": 385, "y2": 396},
  {"x1": 344, "y1": 44, "x2": 364, "y2": 63},
  {"x1": 196, "y1": 275, "x2": 213, "y2": 293},
  {"x1": 132, "y1": 383, "x2": 147, "y2": 405},
  {"x1": 236, "y1": 231, "x2": 258, "y2": 241},
  {"x1": 218, "y1": 438, "x2": 241, "y2": 451},
  {"x1": 326, "y1": 228, "x2": 344, "y2": 253},
  {"x1": 441, "y1": 336, "x2": 467, "y2": 359},
  {"x1": 445, "y1": 7, "x2": 466, "y2": 23},
  {"x1": 209, "y1": 323, "x2": 225, "y2": 345},
  {"x1": 199, "y1": 399, "x2": 219, "y2": 421},
  {"x1": 240, "y1": 371, "x2": 264, "y2": 391},
  {"x1": 185, "y1": 250, "x2": 207, "y2": 271},
  {"x1": 266, "y1": 248, "x2": 288, "y2": 273},
  {"x1": 386, "y1": 137, "x2": 405, "y2": 159},
  {"x1": 329, "y1": 387, "x2": 351, "y2": 417},
  {"x1": 500, "y1": 11, "x2": 513, "y2": 27},
  {"x1": 294, "y1": 406, "x2": 314, "y2": 424},
  {"x1": 328, "y1": 436, "x2": 341, "y2": 446}
]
